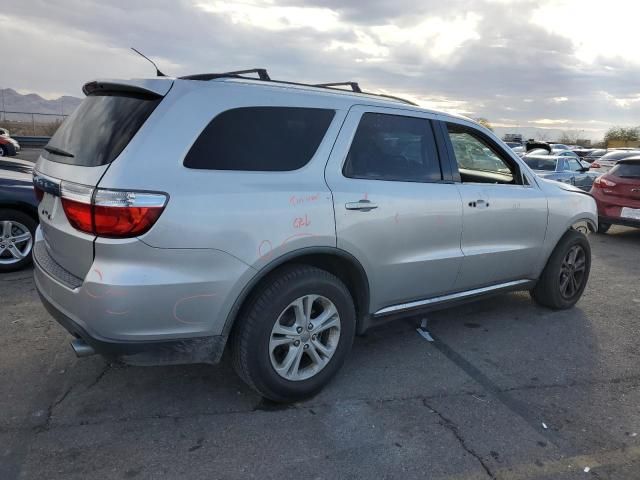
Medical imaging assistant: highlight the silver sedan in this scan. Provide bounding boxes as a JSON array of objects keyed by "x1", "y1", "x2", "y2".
[{"x1": 523, "y1": 155, "x2": 600, "y2": 191}]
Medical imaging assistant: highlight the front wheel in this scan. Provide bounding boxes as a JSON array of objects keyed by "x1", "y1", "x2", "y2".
[
  {"x1": 531, "y1": 229, "x2": 591, "y2": 310},
  {"x1": 232, "y1": 265, "x2": 356, "y2": 402}
]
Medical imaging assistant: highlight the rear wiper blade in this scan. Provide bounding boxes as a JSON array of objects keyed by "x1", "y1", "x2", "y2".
[{"x1": 44, "y1": 145, "x2": 74, "y2": 158}]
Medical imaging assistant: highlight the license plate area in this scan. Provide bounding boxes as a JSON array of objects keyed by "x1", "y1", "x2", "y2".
[{"x1": 621, "y1": 207, "x2": 640, "y2": 220}]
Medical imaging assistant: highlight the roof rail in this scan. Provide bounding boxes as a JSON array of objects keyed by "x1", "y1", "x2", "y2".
[
  {"x1": 180, "y1": 68, "x2": 270, "y2": 81},
  {"x1": 313, "y1": 82, "x2": 362, "y2": 93},
  {"x1": 179, "y1": 68, "x2": 417, "y2": 106}
]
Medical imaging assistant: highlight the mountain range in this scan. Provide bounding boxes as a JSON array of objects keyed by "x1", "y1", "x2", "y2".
[{"x1": 1, "y1": 88, "x2": 82, "y2": 117}]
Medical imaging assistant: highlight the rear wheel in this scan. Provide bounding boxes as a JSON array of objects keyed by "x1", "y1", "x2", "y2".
[
  {"x1": 0, "y1": 209, "x2": 37, "y2": 273},
  {"x1": 232, "y1": 265, "x2": 356, "y2": 402},
  {"x1": 0, "y1": 145, "x2": 7, "y2": 157},
  {"x1": 531, "y1": 229, "x2": 591, "y2": 310},
  {"x1": 597, "y1": 222, "x2": 611, "y2": 234}
]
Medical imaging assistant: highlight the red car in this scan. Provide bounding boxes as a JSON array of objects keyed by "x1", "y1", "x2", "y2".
[{"x1": 590, "y1": 156, "x2": 640, "y2": 233}]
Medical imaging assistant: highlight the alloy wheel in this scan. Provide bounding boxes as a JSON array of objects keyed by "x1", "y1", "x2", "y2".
[
  {"x1": 269, "y1": 294, "x2": 341, "y2": 381},
  {"x1": 559, "y1": 245, "x2": 586, "y2": 299},
  {"x1": 0, "y1": 220, "x2": 33, "y2": 265}
]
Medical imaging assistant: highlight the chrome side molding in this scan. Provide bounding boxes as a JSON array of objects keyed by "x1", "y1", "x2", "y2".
[{"x1": 374, "y1": 279, "x2": 532, "y2": 316}]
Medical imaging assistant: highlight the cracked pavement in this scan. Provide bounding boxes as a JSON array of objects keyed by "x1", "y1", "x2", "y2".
[{"x1": 1, "y1": 226, "x2": 640, "y2": 479}]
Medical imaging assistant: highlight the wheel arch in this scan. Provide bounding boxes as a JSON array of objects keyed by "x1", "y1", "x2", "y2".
[
  {"x1": 222, "y1": 247, "x2": 371, "y2": 338},
  {"x1": 0, "y1": 202, "x2": 38, "y2": 222}
]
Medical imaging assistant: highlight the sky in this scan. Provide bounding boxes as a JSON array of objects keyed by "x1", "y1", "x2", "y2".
[{"x1": 2, "y1": 0, "x2": 640, "y2": 140}]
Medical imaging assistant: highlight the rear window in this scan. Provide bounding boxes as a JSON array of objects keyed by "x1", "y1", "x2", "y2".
[
  {"x1": 611, "y1": 162, "x2": 640, "y2": 178},
  {"x1": 524, "y1": 158, "x2": 556, "y2": 171},
  {"x1": 44, "y1": 92, "x2": 161, "y2": 166},
  {"x1": 184, "y1": 107, "x2": 335, "y2": 171}
]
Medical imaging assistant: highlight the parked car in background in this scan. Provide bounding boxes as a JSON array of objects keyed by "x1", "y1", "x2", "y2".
[
  {"x1": 524, "y1": 148, "x2": 581, "y2": 159},
  {"x1": 0, "y1": 157, "x2": 38, "y2": 272},
  {"x1": 591, "y1": 157, "x2": 640, "y2": 233},
  {"x1": 583, "y1": 149, "x2": 606, "y2": 163},
  {"x1": 523, "y1": 155, "x2": 599, "y2": 191},
  {"x1": 0, "y1": 128, "x2": 21, "y2": 156},
  {"x1": 549, "y1": 143, "x2": 571, "y2": 151},
  {"x1": 590, "y1": 150, "x2": 640, "y2": 172},
  {"x1": 0, "y1": 136, "x2": 19, "y2": 157}
]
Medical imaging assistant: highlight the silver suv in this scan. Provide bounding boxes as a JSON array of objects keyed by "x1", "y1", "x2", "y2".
[{"x1": 33, "y1": 71, "x2": 597, "y2": 402}]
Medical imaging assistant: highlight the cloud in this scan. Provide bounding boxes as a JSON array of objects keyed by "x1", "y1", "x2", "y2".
[{"x1": 2, "y1": 0, "x2": 640, "y2": 139}]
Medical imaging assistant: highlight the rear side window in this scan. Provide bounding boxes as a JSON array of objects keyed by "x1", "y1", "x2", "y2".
[
  {"x1": 184, "y1": 107, "x2": 335, "y2": 171},
  {"x1": 343, "y1": 113, "x2": 442, "y2": 182},
  {"x1": 611, "y1": 162, "x2": 640, "y2": 177},
  {"x1": 44, "y1": 93, "x2": 161, "y2": 166}
]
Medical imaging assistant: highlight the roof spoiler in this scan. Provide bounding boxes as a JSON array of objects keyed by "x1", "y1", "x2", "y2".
[
  {"x1": 82, "y1": 78, "x2": 173, "y2": 97},
  {"x1": 525, "y1": 140, "x2": 552, "y2": 153}
]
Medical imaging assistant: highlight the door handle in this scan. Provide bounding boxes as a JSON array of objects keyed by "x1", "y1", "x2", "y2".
[
  {"x1": 468, "y1": 199, "x2": 489, "y2": 208},
  {"x1": 345, "y1": 199, "x2": 378, "y2": 211}
]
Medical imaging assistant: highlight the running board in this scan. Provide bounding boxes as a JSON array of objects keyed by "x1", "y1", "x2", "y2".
[{"x1": 374, "y1": 279, "x2": 533, "y2": 317}]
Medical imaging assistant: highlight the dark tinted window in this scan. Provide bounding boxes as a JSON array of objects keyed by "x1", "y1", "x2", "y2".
[
  {"x1": 45, "y1": 93, "x2": 160, "y2": 166},
  {"x1": 611, "y1": 162, "x2": 640, "y2": 177},
  {"x1": 343, "y1": 113, "x2": 442, "y2": 182},
  {"x1": 184, "y1": 107, "x2": 334, "y2": 171}
]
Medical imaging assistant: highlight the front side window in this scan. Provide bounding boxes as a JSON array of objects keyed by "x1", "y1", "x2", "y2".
[
  {"x1": 343, "y1": 113, "x2": 442, "y2": 182},
  {"x1": 184, "y1": 107, "x2": 335, "y2": 171},
  {"x1": 567, "y1": 158, "x2": 583, "y2": 171},
  {"x1": 447, "y1": 124, "x2": 517, "y2": 184}
]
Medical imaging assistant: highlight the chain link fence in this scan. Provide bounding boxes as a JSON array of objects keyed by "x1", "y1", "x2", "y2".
[{"x1": 0, "y1": 110, "x2": 67, "y2": 136}]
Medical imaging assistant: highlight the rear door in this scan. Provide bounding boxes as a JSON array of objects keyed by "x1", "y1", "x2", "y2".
[
  {"x1": 324, "y1": 106, "x2": 463, "y2": 313},
  {"x1": 440, "y1": 120, "x2": 548, "y2": 289},
  {"x1": 34, "y1": 81, "x2": 168, "y2": 279}
]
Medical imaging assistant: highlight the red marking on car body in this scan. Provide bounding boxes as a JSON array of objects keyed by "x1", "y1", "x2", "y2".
[
  {"x1": 293, "y1": 214, "x2": 311, "y2": 228},
  {"x1": 173, "y1": 293, "x2": 217, "y2": 324},
  {"x1": 258, "y1": 239, "x2": 273, "y2": 259}
]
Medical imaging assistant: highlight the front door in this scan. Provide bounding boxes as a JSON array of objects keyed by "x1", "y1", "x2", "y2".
[
  {"x1": 325, "y1": 106, "x2": 464, "y2": 313},
  {"x1": 442, "y1": 121, "x2": 548, "y2": 290}
]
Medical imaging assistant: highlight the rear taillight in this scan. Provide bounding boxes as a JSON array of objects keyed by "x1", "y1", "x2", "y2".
[
  {"x1": 93, "y1": 190, "x2": 167, "y2": 237},
  {"x1": 58, "y1": 180, "x2": 167, "y2": 238},
  {"x1": 593, "y1": 176, "x2": 616, "y2": 188},
  {"x1": 590, "y1": 161, "x2": 601, "y2": 169}
]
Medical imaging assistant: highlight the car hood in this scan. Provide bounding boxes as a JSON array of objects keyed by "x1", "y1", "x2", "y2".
[{"x1": 538, "y1": 177, "x2": 586, "y2": 193}]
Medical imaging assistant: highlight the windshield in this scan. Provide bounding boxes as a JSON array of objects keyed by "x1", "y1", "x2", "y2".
[{"x1": 44, "y1": 92, "x2": 161, "y2": 166}]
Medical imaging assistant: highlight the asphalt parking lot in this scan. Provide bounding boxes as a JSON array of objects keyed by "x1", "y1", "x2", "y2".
[{"x1": 2, "y1": 151, "x2": 640, "y2": 479}]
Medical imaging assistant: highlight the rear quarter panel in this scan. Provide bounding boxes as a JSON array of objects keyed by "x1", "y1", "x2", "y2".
[{"x1": 96, "y1": 81, "x2": 349, "y2": 268}]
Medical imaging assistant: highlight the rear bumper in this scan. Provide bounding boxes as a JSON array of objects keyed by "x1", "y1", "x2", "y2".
[
  {"x1": 599, "y1": 215, "x2": 640, "y2": 229},
  {"x1": 37, "y1": 284, "x2": 227, "y2": 365},
  {"x1": 33, "y1": 226, "x2": 254, "y2": 365}
]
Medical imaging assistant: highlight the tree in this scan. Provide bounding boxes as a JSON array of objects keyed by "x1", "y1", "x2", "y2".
[
  {"x1": 474, "y1": 117, "x2": 493, "y2": 131},
  {"x1": 558, "y1": 130, "x2": 580, "y2": 145},
  {"x1": 604, "y1": 126, "x2": 639, "y2": 143}
]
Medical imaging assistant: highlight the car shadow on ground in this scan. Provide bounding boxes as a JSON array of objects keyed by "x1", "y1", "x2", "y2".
[{"x1": 42, "y1": 290, "x2": 601, "y2": 428}]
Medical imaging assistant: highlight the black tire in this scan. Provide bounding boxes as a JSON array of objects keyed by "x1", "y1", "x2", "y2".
[
  {"x1": 531, "y1": 229, "x2": 591, "y2": 310},
  {"x1": 231, "y1": 264, "x2": 356, "y2": 402},
  {"x1": 0, "y1": 145, "x2": 7, "y2": 157},
  {"x1": 597, "y1": 223, "x2": 611, "y2": 234},
  {"x1": 0, "y1": 209, "x2": 37, "y2": 273}
]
